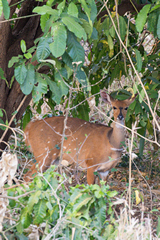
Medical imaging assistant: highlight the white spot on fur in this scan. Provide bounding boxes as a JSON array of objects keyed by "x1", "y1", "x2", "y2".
[
  {"x1": 41, "y1": 129, "x2": 43, "y2": 131},
  {"x1": 111, "y1": 148, "x2": 123, "y2": 152},
  {"x1": 61, "y1": 160, "x2": 69, "y2": 167},
  {"x1": 99, "y1": 171, "x2": 109, "y2": 180}
]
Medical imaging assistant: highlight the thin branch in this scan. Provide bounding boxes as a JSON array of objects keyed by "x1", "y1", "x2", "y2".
[
  {"x1": 0, "y1": 190, "x2": 35, "y2": 200},
  {"x1": 0, "y1": 95, "x2": 27, "y2": 149},
  {"x1": 0, "y1": 13, "x2": 39, "y2": 24}
]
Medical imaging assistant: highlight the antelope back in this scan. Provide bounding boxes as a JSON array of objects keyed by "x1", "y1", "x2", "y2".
[{"x1": 24, "y1": 91, "x2": 136, "y2": 184}]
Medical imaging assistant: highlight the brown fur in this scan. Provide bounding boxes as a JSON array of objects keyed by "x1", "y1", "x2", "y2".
[{"x1": 24, "y1": 91, "x2": 136, "y2": 184}]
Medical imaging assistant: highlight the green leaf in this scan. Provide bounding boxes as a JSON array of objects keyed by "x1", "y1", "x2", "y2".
[
  {"x1": 32, "y1": 73, "x2": 48, "y2": 102},
  {"x1": 119, "y1": 16, "x2": 126, "y2": 41},
  {"x1": 72, "y1": 193, "x2": 92, "y2": 213},
  {"x1": 67, "y1": 32, "x2": 85, "y2": 63},
  {"x1": 2, "y1": 0, "x2": 10, "y2": 19},
  {"x1": 156, "y1": 217, "x2": 160, "y2": 237},
  {"x1": 33, "y1": 200, "x2": 47, "y2": 224},
  {"x1": 24, "y1": 53, "x2": 32, "y2": 59},
  {"x1": 0, "y1": 109, "x2": 3, "y2": 117},
  {"x1": 62, "y1": 16, "x2": 87, "y2": 40},
  {"x1": 136, "y1": 4, "x2": 151, "y2": 32},
  {"x1": 78, "y1": 0, "x2": 93, "y2": 27},
  {"x1": 70, "y1": 189, "x2": 83, "y2": 204},
  {"x1": 40, "y1": 13, "x2": 50, "y2": 32},
  {"x1": 111, "y1": 61, "x2": 125, "y2": 82},
  {"x1": 139, "y1": 88, "x2": 145, "y2": 103},
  {"x1": 20, "y1": 64, "x2": 35, "y2": 95},
  {"x1": 135, "y1": 102, "x2": 143, "y2": 115},
  {"x1": 20, "y1": 207, "x2": 32, "y2": 228},
  {"x1": 129, "y1": 100, "x2": 136, "y2": 111},
  {"x1": 27, "y1": 190, "x2": 41, "y2": 213},
  {"x1": 76, "y1": 69, "x2": 88, "y2": 86},
  {"x1": 107, "y1": 190, "x2": 117, "y2": 198},
  {"x1": 57, "y1": 0, "x2": 66, "y2": 15},
  {"x1": 75, "y1": 100, "x2": 90, "y2": 121},
  {"x1": 80, "y1": 18, "x2": 93, "y2": 37},
  {"x1": 49, "y1": 22, "x2": 67, "y2": 58},
  {"x1": 0, "y1": 1, "x2": 2, "y2": 17},
  {"x1": 109, "y1": 25, "x2": 115, "y2": 38},
  {"x1": 150, "y1": 4, "x2": 160, "y2": 13},
  {"x1": 157, "y1": 14, "x2": 160, "y2": 38},
  {"x1": 0, "y1": 67, "x2": 6, "y2": 80},
  {"x1": 62, "y1": 51, "x2": 73, "y2": 69},
  {"x1": 22, "y1": 107, "x2": 32, "y2": 130},
  {"x1": 107, "y1": 35, "x2": 114, "y2": 57},
  {"x1": 36, "y1": 35, "x2": 52, "y2": 61},
  {"x1": 20, "y1": 40, "x2": 26, "y2": 53},
  {"x1": 87, "y1": 0, "x2": 97, "y2": 22},
  {"x1": 68, "y1": 2, "x2": 78, "y2": 18},
  {"x1": 14, "y1": 64, "x2": 27, "y2": 84},
  {"x1": 8, "y1": 56, "x2": 23, "y2": 68},
  {"x1": 96, "y1": 203, "x2": 106, "y2": 227},
  {"x1": 135, "y1": 49, "x2": 142, "y2": 72},
  {"x1": 46, "y1": 77, "x2": 69, "y2": 104},
  {"x1": 147, "y1": 10, "x2": 159, "y2": 37},
  {"x1": 33, "y1": 5, "x2": 57, "y2": 15}
]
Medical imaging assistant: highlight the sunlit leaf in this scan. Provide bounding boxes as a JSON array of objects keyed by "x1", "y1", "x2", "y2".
[
  {"x1": 68, "y1": 2, "x2": 78, "y2": 18},
  {"x1": 14, "y1": 64, "x2": 27, "y2": 85},
  {"x1": 49, "y1": 22, "x2": 67, "y2": 58},
  {"x1": 136, "y1": 4, "x2": 151, "y2": 32},
  {"x1": 20, "y1": 64, "x2": 35, "y2": 95},
  {"x1": 2, "y1": 0, "x2": 10, "y2": 19},
  {"x1": 32, "y1": 73, "x2": 48, "y2": 102},
  {"x1": 135, "y1": 49, "x2": 142, "y2": 72},
  {"x1": 62, "y1": 16, "x2": 87, "y2": 40},
  {"x1": 33, "y1": 5, "x2": 58, "y2": 15},
  {"x1": 119, "y1": 16, "x2": 126, "y2": 41},
  {"x1": 135, "y1": 190, "x2": 141, "y2": 205},
  {"x1": 67, "y1": 32, "x2": 85, "y2": 63},
  {"x1": 20, "y1": 40, "x2": 26, "y2": 53},
  {"x1": 157, "y1": 14, "x2": 160, "y2": 38},
  {"x1": 33, "y1": 200, "x2": 47, "y2": 224},
  {"x1": 36, "y1": 35, "x2": 52, "y2": 61}
]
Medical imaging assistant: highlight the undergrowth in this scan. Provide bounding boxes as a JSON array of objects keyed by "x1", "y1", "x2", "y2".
[{"x1": 2, "y1": 165, "x2": 160, "y2": 240}]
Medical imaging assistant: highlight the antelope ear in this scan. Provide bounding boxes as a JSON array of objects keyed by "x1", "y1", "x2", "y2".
[{"x1": 100, "y1": 90, "x2": 114, "y2": 105}]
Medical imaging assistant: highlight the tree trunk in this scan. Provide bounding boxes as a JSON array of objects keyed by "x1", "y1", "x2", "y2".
[{"x1": 0, "y1": 0, "x2": 44, "y2": 150}]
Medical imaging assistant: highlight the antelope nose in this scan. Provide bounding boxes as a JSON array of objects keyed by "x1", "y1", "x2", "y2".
[{"x1": 118, "y1": 114, "x2": 124, "y2": 120}]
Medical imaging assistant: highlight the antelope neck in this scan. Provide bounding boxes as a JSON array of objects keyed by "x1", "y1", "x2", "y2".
[{"x1": 109, "y1": 121, "x2": 125, "y2": 149}]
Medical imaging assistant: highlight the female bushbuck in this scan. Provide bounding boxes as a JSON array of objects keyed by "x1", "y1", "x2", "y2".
[{"x1": 24, "y1": 90, "x2": 136, "y2": 184}]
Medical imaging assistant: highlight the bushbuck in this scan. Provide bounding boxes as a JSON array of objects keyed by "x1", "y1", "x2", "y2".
[{"x1": 24, "y1": 90, "x2": 136, "y2": 184}]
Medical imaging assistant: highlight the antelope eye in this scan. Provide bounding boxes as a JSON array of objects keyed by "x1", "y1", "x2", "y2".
[
  {"x1": 124, "y1": 107, "x2": 128, "y2": 110},
  {"x1": 113, "y1": 106, "x2": 117, "y2": 110}
]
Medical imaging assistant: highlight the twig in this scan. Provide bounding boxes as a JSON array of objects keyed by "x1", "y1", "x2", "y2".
[
  {"x1": 59, "y1": 64, "x2": 78, "y2": 165},
  {"x1": 0, "y1": 95, "x2": 27, "y2": 149},
  {"x1": 0, "y1": 190, "x2": 35, "y2": 200},
  {"x1": 128, "y1": 121, "x2": 137, "y2": 222}
]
